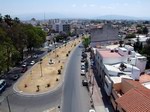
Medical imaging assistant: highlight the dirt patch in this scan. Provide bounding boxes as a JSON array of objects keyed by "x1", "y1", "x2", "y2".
[{"x1": 17, "y1": 38, "x2": 81, "y2": 94}]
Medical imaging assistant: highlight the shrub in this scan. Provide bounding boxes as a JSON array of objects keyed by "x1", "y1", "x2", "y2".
[
  {"x1": 61, "y1": 66, "x2": 63, "y2": 69},
  {"x1": 24, "y1": 84, "x2": 27, "y2": 88},
  {"x1": 56, "y1": 78, "x2": 59, "y2": 81},
  {"x1": 36, "y1": 85, "x2": 40, "y2": 92},
  {"x1": 58, "y1": 69, "x2": 61, "y2": 74},
  {"x1": 66, "y1": 54, "x2": 68, "y2": 57},
  {"x1": 47, "y1": 83, "x2": 51, "y2": 88}
]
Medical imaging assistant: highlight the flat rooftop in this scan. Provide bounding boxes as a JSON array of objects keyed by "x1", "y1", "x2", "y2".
[{"x1": 97, "y1": 49, "x2": 122, "y2": 58}]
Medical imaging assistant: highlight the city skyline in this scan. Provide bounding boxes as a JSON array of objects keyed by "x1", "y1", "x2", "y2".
[{"x1": 0, "y1": 0, "x2": 150, "y2": 20}]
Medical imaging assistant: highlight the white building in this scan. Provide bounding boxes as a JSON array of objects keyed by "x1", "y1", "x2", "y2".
[
  {"x1": 131, "y1": 35, "x2": 150, "y2": 45},
  {"x1": 52, "y1": 23, "x2": 71, "y2": 33},
  {"x1": 93, "y1": 44, "x2": 147, "y2": 96}
]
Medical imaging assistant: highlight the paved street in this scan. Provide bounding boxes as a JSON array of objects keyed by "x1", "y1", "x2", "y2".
[
  {"x1": 62, "y1": 45, "x2": 91, "y2": 112},
  {"x1": 0, "y1": 38, "x2": 81, "y2": 112},
  {"x1": 0, "y1": 42, "x2": 65, "y2": 112},
  {"x1": 0, "y1": 82, "x2": 62, "y2": 112}
]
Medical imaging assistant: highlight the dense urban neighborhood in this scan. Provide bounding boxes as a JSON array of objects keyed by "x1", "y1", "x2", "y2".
[{"x1": 1, "y1": 1, "x2": 150, "y2": 112}]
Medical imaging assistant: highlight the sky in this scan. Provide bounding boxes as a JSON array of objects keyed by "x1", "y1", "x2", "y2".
[{"x1": 0, "y1": 0, "x2": 150, "y2": 19}]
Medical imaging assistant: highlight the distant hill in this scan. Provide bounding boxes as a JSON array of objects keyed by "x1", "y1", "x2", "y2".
[{"x1": 97, "y1": 15, "x2": 150, "y2": 20}]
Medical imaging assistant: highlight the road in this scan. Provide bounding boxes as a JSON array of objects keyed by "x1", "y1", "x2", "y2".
[
  {"x1": 62, "y1": 45, "x2": 91, "y2": 112},
  {"x1": 0, "y1": 38, "x2": 90, "y2": 112},
  {"x1": 0, "y1": 86, "x2": 62, "y2": 112},
  {"x1": 0, "y1": 42, "x2": 65, "y2": 112}
]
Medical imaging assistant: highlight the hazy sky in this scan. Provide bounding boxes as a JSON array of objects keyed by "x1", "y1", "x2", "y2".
[{"x1": 0, "y1": 0, "x2": 150, "y2": 19}]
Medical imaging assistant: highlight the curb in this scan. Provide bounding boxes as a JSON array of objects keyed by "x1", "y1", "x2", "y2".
[
  {"x1": 13, "y1": 39, "x2": 81, "y2": 97},
  {"x1": 60, "y1": 41, "x2": 82, "y2": 112}
]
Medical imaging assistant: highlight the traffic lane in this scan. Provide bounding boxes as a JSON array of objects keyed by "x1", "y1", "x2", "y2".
[
  {"x1": 2, "y1": 84, "x2": 62, "y2": 112},
  {"x1": 62, "y1": 46, "x2": 91, "y2": 112}
]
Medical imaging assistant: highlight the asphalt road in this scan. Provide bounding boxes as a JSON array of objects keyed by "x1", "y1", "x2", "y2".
[
  {"x1": 0, "y1": 43, "x2": 64, "y2": 112},
  {"x1": 0, "y1": 86, "x2": 62, "y2": 112},
  {"x1": 0, "y1": 38, "x2": 88, "y2": 112},
  {"x1": 62, "y1": 45, "x2": 91, "y2": 112}
]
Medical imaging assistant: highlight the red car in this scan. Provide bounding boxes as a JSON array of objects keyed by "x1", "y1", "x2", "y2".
[{"x1": 21, "y1": 67, "x2": 27, "y2": 73}]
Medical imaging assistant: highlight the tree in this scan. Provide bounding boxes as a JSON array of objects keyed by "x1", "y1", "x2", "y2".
[
  {"x1": 4, "y1": 15, "x2": 12, "y2": 26},
  {"x1": 82, "y1": 36, "x2": 91, "y2": 48},
  {"x1": 14, "y1": 17, "x2": 20, "y2": 23},
  {"x1": 0, "y1": 14, "x2": 46, "y2": 73},
  {"x1": 143, "y1": 26, "x2": 148, "y2": 34},
  {"x1": 0, "y1": 14, "x2": 2, "y2": 22},
  {"x1": 119, "y1": 40, "x2": 124, "y2": 47}
]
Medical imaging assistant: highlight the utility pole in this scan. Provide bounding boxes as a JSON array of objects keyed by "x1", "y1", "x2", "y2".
[{"x1": 6, "y1": 96, "x2": 11, "y2": 112}]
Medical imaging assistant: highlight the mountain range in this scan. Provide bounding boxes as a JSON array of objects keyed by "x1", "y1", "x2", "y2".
[
  {"x1": 97, "y1": 15, "x2": 150, "y2": 20},
  {"x1": 13, "y1": 13, "x2": 150, "y2": 20}
]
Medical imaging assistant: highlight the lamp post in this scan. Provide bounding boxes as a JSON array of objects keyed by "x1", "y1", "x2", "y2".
[
  {"x1": 39, "y1": 59, "x2": 43, "y2": 77},
  {"x1": 2, "y1": 91, "x2": 22, "y2": 112},
  {"x1": 6, "y1": 95, "x2": 11, "y2": 112}
]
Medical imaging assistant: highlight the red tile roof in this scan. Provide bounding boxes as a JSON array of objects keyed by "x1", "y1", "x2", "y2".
[
  {"x1": 121, "y1": 78, "x2": 141, "y2": 94},
  {"x1": 116, "y1": 86, "x2": 150, "y2": 112}
]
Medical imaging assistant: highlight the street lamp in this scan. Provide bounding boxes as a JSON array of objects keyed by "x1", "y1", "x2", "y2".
[
  {"x1": 1, "y1": 91, "x2": 22, "y2": 112},
  {"x1": 39, "y1": 59, "x2": 43, "y2": 77}
]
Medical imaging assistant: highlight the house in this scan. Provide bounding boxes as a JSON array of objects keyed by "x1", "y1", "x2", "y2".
[
  {"x1": 93, "y1": 44, "x2": 146, "y2": 96},
  {"x1": 110, "y1": 78, "x2": 150, "y2": 112},
  {"x1": 131, "y1": 34, "x2": 150, "y2": 46}
]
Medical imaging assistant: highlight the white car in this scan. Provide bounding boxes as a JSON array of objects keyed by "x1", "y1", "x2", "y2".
[
  {"x1": 30, "y1": 61, "x2": 35, "y2": 65},
  {"x1": 81, "y1": 69, "x2": 86, "y2": 76},
  {"x1": 89, "y1": 109, "x2": 96, "y2": 112},
  {"x1": 49, "y1": 60, "x2": 54, "y2": 64},
  {"x1": 81, "y1": 62, "x2": 85, "y2": 66}
]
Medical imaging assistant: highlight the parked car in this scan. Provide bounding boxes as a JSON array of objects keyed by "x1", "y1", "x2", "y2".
[
  {"x1": 81, "y1": 65, "x2": 86, "y2": 70},
  {"x1": 33, "y1": 54, "x2": 38, "y2": 59},
  {"x1": 0, "y1": 79, "x2": 7, "y2": 93},
  {"x1": 49, "y1": 59, "x2": 54, "y2": 64},
  {"x1": 30, "y1": 61, "x2": 35, "y2": 65},
  {"x1": 0, "y1": 74, "x2": 8, "y2": 79},
  {"x1": 89, "y1": 109, "x2": 96, "y2": 112},
  {"x1": 82, "y1": 80, "x2": 88, "y2": 86},
  {"x1": 81, "y1": 70, "x2": 86, "y2": 76},
  {"x1": 81, "y1": 62, "x2": 85, "y2": 66},
  {"x1": 82, "y1": 53, "x2": 87, "y2": 58},
  {"x1": 8, "y1": 74, "x2": 20, "y2": 81},
  {"x1": 22, "y1": 62, "x2": 28, "y2": 67},
  {"x1": 81, "y1": 58, "x2": 86, "y2": 62},
  {"x1": 21, "y1": 66, "x2": 28, "y2": 73}
]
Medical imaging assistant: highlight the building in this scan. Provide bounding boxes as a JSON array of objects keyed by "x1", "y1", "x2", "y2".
[
  {"x1": 93, "y1": 44, "x2": 147, "y2": 96},
  {"x1": 52, "y1": 23, "x2": 71, "y2": 33},
  {"x1": 110, "y1": 78, "x2": 150, "y2": 112},
  {"x1": 62, "y1": 24, "x2": 71, "y2": 33},
  {"x1": 131, "y1": 34, "x2": 150, "y2": 46}
]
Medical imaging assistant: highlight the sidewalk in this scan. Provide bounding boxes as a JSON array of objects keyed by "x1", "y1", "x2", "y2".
[
  {"x1": 86, "y1": 52, "x2": 106, "y2": 112},
  {"x1": 88, "y1": 69, "x2": 106, "y2": 112}
]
